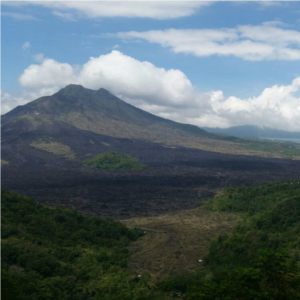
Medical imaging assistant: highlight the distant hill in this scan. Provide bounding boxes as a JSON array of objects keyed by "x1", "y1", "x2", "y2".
[{"x1": 204, "y1": 125, "x2": 300, "y2": 139}]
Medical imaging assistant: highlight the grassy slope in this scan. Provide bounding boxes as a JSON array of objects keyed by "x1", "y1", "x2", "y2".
[
  {"x1": 123, "y1": 210, "x2": 238, "y2": 281},
  {"x1": 1, "y1": 159, "x2": 9, "y2": 165},
  {"x1": 239, "y1": 139, "x2": 300, "y2": 159},
  {"x1": 30, "y1": 139, "x2": 75, "y2": 160}
]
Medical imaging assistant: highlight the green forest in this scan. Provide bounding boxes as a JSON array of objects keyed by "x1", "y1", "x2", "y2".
[
  {"x1": 1, "y1": 191, "x2": 161, "y2": 300},
  {"x1": 84, "y1": 152, "x2": 147, "y2": 171},
  {"x1": 2, "y1": 181, "x2": 300, "y2": 299},
  {"x1": 162, "y1": 181, "x2": 300, "y2": 299}
]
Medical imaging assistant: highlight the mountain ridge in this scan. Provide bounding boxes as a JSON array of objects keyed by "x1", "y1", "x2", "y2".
[
  {"x1": 204, "y1": 125, "x2": 300, "y2": 139},
  {"x1": 3, "y1": 84, "x2": 300, "y2": 164},
  {"x1": 2, "y1": 84, "x2": 208, "y2": 142}
]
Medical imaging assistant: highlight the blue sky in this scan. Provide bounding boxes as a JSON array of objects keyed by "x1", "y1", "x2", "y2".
[{"x1": 2, "y1": 1, "x2": 300, "y2": 131}]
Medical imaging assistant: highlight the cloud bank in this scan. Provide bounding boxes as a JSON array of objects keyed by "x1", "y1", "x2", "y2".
[
  {"x1": 3, "y1": 50, "x2": 300, "y2": 131},
  {"x1": 5, "y1": 50, "x2": 300, "y2": 131},
  {"x1": 117, "y1": 22, "x2": 300, "y2": 61},
  {"x1": 0, "y1": 0, "x2": 290, "y2": 19},
  {"x1": 1, "y1": 87, "x2": 58, "y2": 115}
]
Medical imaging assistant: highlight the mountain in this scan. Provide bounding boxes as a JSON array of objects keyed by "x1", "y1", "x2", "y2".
[
  {"x1": 3, "y1": 84, "x2": 300, "y2": 170},
  {"x1": 2, "y1": 85, "x2": 300, "y2": 218},
  {"x1": 204, "y1": 125, "x2": 300, "y2": 140},
  {"x1": 2, "y1": 84, "x2": 208, "y2": 143}
]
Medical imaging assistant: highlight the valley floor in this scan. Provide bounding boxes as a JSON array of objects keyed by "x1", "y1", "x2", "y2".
[
  {"x1": 3, "y1": 142, "x2": 300, "y2": 219},
  {"x1": 123, "y1": 209, "x2": 238, "y2": 280}
]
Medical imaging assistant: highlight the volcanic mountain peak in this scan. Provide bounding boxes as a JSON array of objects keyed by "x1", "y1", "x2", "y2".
[
  {"x1": 2, "y1": 85, "x2": 208, "y2": 145},
  {"x1": 54, "y1": 84, "x2": 112, "y2": 100}
]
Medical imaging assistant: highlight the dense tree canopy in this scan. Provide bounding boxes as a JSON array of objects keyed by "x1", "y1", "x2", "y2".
[
  {"x1": 1, "y1": 191, "x2": 164, "y2": 300},
  {"x1": 161, "y1": 181, "x2": 300, "y2": 299},
  {"x1": 2, "y1": 181, "x2": 300, "y2": 299}
]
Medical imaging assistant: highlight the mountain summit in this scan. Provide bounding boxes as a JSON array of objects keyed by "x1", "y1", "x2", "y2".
[{"x1": 2, "y1": 84, "x2": 208, "y2": 142}]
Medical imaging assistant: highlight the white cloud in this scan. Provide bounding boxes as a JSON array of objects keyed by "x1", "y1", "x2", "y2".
[
  {"x1": 19, "y1": 51, "x2": 198, "y2": 108},
  {"x1": 116, "y1": 22, "x2": 300, "y2": 61},
  {"x1": 1, "y1": 12, "x2": 39, "y2": 21},
  {"x1": 14, "y1": 50, "x2": 300, "y2": 130},
  {"x1": 52, "y1": 10, "x2": 77, "y2": 21},
  {"x1": 3, "y1": 50, "x2": 299, "y2": 131},
  {"x1": 1, "y1": 91, "x2": 21, "y2": 115},
  {"x1": 0, "y1": 0, "x2": 290, "y2": 19},
  {"x1": 1, "y1": 87, "x2": 58, "y2": 115},
  {"x1": 33, "y1": 53, "x2": 45, "y2": 63},
  {"x1": 112, "y1": 44, "x2": 120, "y2": 49},
  {"x1": 19, "y1": 58, "x2": 76, "y2": 88},
  {"x1": 22, "y1": 41, "x2": 31, "y2": 51},
  {"x1": 201, "y1": 79, "x2": 300, "y2": 131}
]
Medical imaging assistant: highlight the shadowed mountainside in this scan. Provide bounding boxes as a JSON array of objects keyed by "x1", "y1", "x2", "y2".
[
  {"x1": 3, "y1": 85, "x2": 300, "y2": 158},
  {"x1": 2, "y1": 84, "x2": 209, "y2": 144}
]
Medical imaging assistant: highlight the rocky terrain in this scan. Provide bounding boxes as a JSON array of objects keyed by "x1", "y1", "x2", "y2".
[{"x1": 2, "y1": 85, "x2": 300, "y2": 218}]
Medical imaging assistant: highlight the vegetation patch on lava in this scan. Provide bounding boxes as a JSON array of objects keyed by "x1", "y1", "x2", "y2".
[
  {"x1": 30, "y1": 139, "x2": 75, "y2": 160},
  {"x1": 84, "y1": 151, "x2": 147, "y2": 171},
  {"x1": 1, "y1": 159, "x2": 9, "y2": 165}
]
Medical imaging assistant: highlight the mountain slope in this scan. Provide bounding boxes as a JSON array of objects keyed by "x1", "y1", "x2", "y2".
[
  {"x1": 2, "y1": 84, "x2": 208, "y2": 144},
  {"x1": 3, "y1": 85, "x2": 300, "y2": 160}
]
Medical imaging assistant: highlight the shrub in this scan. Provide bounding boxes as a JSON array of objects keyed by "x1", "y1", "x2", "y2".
[{"x1": 83, "y1": 151, "x2": 147, "y2": 171}]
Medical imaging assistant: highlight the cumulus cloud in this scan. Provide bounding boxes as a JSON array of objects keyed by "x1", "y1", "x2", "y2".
[
  {"x1": 1, "y1": 87, "x2": 58, "y2": 115},
  {"x1": 3, "y1": 50, "x2": 300, "y2": 131},
  {"x1": 0, "y1": 0, "x2": 290, "y2": 19},
  {"x1": 19, "y1": 58, "x2": 76, "y2": 88},
  {"x1": 116, "y1": 22, "x2": 300, "y2": 61},
  {"x1": 19, "y1": 51, "x2": 201, "y2": 108},
  {"x1": 193, "y1": 82, "x2": 300, "y2": 131}
]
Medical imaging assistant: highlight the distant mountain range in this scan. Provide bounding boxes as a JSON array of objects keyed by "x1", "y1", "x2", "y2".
[{"x1": 203, "y1": 125, "x2": 300, "y2": 139}]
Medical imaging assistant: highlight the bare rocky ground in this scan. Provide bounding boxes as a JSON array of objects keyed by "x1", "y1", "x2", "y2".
[{"x1": 2, "y1": 128, "x2": 300, "y2": 219}]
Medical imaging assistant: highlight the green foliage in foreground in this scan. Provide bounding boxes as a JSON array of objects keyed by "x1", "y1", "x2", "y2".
[
  {"x1": 161, "y1": 181, "x2": 300, "y2": 299},
  {"x1": 2, "y1": 181, "x2": 300, "y2": 299},
  {"x1": 84, "y1": 152, "x2": 147, "y2": 171},
  {"x1": 1, "y1": 191, "x2": 166, "y2": 300}
]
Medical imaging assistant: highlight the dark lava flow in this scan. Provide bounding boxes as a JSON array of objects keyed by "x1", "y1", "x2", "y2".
[{"x1": 3, "y1": 132, "x2": 300, "y2": 219}]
